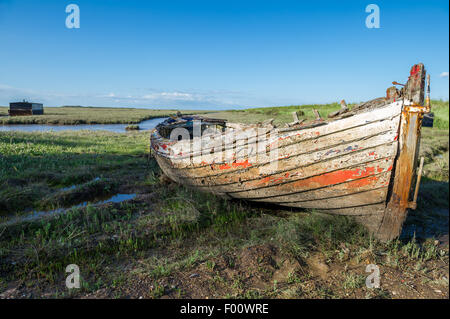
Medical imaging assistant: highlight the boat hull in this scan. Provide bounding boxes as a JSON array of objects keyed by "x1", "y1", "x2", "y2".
[
  {"x1": 152, "y1": 102, "x2": 404, "y2": 233},
  {"x1": 151, "y1": 63, "x2": 428, "y2": 241}
]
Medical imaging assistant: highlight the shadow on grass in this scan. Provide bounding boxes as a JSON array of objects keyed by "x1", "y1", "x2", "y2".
[
  {"x1": 401, "y1": 179, "x2": 449, "y2": 241},
  {"x1": 0, "y1": 132, "x2": 112, "y2": 150},
  {"x1": 0, "y1": 152, "x2": 151, "y2": 216}
]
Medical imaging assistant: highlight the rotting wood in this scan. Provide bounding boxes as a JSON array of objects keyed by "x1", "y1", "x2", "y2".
[
  {"x1": 262, "y1": 118, "x2": 274, "y2": 126},
  {"x1": 328, "y1": 100, "x2": 350, "y2": 118},
  {"x1": 377, "y1": 63, "x2": 427, "y2": 241},
  {"x1": 159, "y1": 105, "x2": 401, "y2": 169},
  {"x1": 177, "y1": 132, "x2": 398, "y2": 187},
  {"x1": 285, "y1": 111, "x2": 305, "y2": 127},
  {"x1": 313, "y1": 109, "x2": 321, "y2": 121}
]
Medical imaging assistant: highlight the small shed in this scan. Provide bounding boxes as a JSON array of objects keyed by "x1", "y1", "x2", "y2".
[{"x1": 9, "y1": 101, "x2": 44, "y2": 116}]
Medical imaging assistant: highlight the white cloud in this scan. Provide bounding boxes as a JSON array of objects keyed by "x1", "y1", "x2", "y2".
[
  {"x1": 142, "y1": 92, "x2": 195, "y2": 101},
  {"x1": 0, "y1": 84, "x2": 14, "y2": 90},
  {"x1": 440, "y1": 72, "x2": 449, "y2": 78},
  {"x1": 0, "y1": 84, "x2": 298, "y2": 109},
  {"x1": 0, "y1": 84, "x2": 244, "y2": 109}
]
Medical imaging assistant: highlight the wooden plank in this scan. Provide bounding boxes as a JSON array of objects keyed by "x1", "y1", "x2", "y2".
[
  {"x1": 248, "y1": 171, "x2": 391, "y2": 203},
  {"x1": 174, "y1": 119, "x2": 399, "y2": 181},
  {"x1": 152, "y1": 101, "x2": 402, "y2": 161},
  {"x1": 315, "y1": 203, "x2": 386, "y2": 216},
  {"x1": 272, "y1": 188, "x2": 387, "y2": 210},
  {"x1": 177, "y1": 140, "x2": 398, "y2": 192},
  {"x1": 227, "y1": 156, "x2": 395, "y2": 199}
]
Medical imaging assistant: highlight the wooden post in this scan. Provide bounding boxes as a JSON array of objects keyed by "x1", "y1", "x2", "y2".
[
  {"x1": 292, "y1": 111, "x2": 300, "y2": 123},
  {"x1": 411, "y1": 156, "x2": 425, "y2": 209},
  {"x1": 313, "y1": 109, "x2": 321, "y2": 121},
  {"x1": 376, "y1": 63, "x2": 428, "y2": 241}
]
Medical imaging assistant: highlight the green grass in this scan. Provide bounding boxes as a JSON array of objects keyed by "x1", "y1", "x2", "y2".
[
  {"x1": 0, "y1": 130, "x2": 151, "y2": 215},
  {"x1": 199, "y1": 99, "x2": 449, "y2": 128},
  {"x1": 1, "y1": 99, "x2": 446, "y2": 127},
  {"x1": 431, "y1": 100, "x2": 450, "y2": 130},
  {"x1": 125, "y1": 124, "x2": 140, "y2": 131},
  {"x1": 342, "y1": 273, "x2": 365, "y2": 290},
  {"x1": 1, "y1": 179, "x2": 445, "y2": 298},
  {"x1": 199, "y1": 102, "x2": 342, "y2": 126}
]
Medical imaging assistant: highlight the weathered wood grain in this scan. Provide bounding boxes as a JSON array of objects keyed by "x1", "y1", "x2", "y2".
[
  {"x1": 151, "y1": 101, "x2": 402, "y2": 162},
  {"x1": 376, "y1": 63, "x2": 427, "y2": 241}
]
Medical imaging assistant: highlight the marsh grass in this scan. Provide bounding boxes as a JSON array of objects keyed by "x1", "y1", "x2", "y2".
[
  {"x1": 0, "y1": 106, "x2": 207, "y2": 125},
  {"x1": 342, "y1": 273, "x2": 365, "y2": 290},
  {"x1": 125, "y1": 124, "x2": 140, "y2": 131},
  {"x1": 273, "y1": 213, "x2": 369, "y2": 259},
  {"x1": 0, "y1": 130, "x2": 150, "y2": 214},
  {"x1": 200, "y1": 100, "x2": 449, "y2": 128},
  {"x1": 198, "y1": 102, "x2": 342, "y2": 126},
  {"x1": 0, "y1": 171, "x2": 447, "y2": 298},
  {"x1": 430, "y1": 100, "x2": 450, "y2": 130},
  {"x1": 0, "y1": 102, "x2": 448, "y2": 298}
]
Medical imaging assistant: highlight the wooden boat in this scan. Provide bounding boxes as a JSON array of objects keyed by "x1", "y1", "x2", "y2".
[{"x1": 151, "y1": 64, "x2": 431, "y2": 241}]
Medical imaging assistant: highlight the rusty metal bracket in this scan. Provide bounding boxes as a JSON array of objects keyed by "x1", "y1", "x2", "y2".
[{"x1": 403, "y1": 102, "x2": 431, "y2": 114}]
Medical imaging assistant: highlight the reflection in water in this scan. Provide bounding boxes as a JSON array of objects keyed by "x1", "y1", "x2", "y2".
[
  {"x1": 1, "y1": 193, "x2": 137, "y2": 226},
  {"x1": 0, "y1": 118, "x2": 166, "y2": 133}
]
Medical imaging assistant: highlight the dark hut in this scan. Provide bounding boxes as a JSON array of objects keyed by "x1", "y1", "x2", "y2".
[{"x1": 9, "y1": 101, "x2": 44, "y2": 116}]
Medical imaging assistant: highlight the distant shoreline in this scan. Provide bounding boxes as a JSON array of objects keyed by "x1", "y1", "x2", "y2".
[
  {"x1": 0, "y1": 100, "x2": 448, "y2": 129},
  {"x1": 0, "y1": 106, "x2": 206, "y2": 125}
]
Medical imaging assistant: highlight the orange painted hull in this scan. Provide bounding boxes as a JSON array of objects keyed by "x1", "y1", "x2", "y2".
[{"x1": 151, "y1": 102, "x2": 403, "y2": 229}]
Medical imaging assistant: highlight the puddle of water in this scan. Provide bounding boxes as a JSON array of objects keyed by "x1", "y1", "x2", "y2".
[
  {"x1": 60, "y1": 177, "x2": 101, "y2": 192},
  {"x1": 97, "y1": 193, "x2": 136, "y2": 204},
  {"x1": 1, "y1": 193, "x2": 137, "y2": 226},
  {"x1": 0, "y1": 117, "x2": 167, "y2": 133},
  {"x1": 60, "y1": 185, "x2": 77, "y2": 192}
]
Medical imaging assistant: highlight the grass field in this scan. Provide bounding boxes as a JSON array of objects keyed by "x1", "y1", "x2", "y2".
[
  {"x1": 0, "y1": 106, "x2": 206, "y2": 125},
  {"x1": 430, "y1": 100, "x2": 450, "y2": 130},
  {"x1": 202, "y1": 102, "x2": 343, "y2": 126},
  {"x1": 0, "y1": 101, "x2": 448, "y2": 299},
  {"x1": 201, "y1": 99, "x2": 450, "y2": 129},
  {"x1": 1, "y1": 99, "x2": 447, "y2": 128},
  {"x1": 0, "y1": 131, "x2": 150, "y2": 215}
]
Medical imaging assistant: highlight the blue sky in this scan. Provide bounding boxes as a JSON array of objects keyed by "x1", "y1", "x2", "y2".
[{"x1": 0, "y1": 0, "x2": 448, "y2": 109}]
